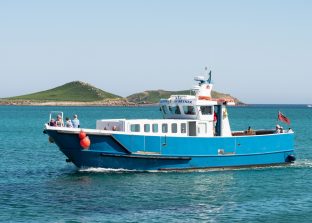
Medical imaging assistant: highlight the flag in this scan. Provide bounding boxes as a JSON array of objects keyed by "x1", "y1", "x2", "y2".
[{"x1": 278, "y1": 111, "x2": 290, "y2": 125}]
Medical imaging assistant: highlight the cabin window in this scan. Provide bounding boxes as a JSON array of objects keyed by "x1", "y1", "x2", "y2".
[
  {"x1": 162, "y1": 123, "x2": 168, "y2": 133},
  {"x1": 169, "y1": 106, "x2": 181, "y2": 115},
  {"x1": 174, "y1": 106, "x2": 181, "y2": 114},
  {"x1": 152, "y1": 124, "x2": 158, "y2": 133},
  {"x1": 168, "y1": 106, "x2": 173, "y2": 114},
  {"x1": 144, "y1": 124, "x2": 150, "y2": 132},
  {"x1": 161, "y1": 105, "x2": 168, "y2": 114},
  {"x1": 171, "y1": 123, "x2": 177, "y2": 133},
  {"x1": 130, "y1": 124, "x2": 140, "y2": 132},
  {"x1": 200, "y1": 106, "x2": 213, "y2": 115},
  {"x1": 181, "y1": 123, "x2": 186, "y2": 133},
  {"x1": 183, "y1": 106, "x2": 196, "y2": 115}
]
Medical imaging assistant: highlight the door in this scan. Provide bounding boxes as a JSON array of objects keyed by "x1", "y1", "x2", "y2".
[
  {"x1": 197, "y1": 122, "x2": 207, "y2": 136},
  {"x1": 188, "y1": 121, "x2": 196, "y2": 136}
]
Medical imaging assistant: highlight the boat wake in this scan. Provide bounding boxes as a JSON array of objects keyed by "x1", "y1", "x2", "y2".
[
  {"x1": 292, "y1": 159, "x2": 312, "y2": 168},
  {"x1": 78, "y1": 166, "x2": 251, "y2": 173},
  {"x1": 77, "y1": 159, "x2": 312, "y2": 173},
  {"x1": 78, "y1": 167, "x2": 139, "y2": 173},
  {"x1": 77, "y1": 163, "x2": 312, "y2": 174}
]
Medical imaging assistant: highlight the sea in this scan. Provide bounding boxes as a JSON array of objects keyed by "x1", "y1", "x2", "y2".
[{"x1": 0, "y1": 105, "x2": 311, "y2": 223}]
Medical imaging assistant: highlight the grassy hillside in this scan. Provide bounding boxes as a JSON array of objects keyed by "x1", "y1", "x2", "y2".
[
  {"x1": 127, "y1": 90, "x2": 191, "y2": 104},
  {"x1": 2, "y1": 81, "x2": 242, "y2": 105},
  {"x1": 127, "y1": 89, "x2": 242, "y2": 104},
  {"x1": 6, "y1": 81, "x2": 121, "y2": 102}
]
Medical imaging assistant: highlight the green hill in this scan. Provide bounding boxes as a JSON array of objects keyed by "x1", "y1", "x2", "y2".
[
  {"x1": 127, "y1": 90, "x2": 191, "y2": 104},
  {"x1": 1, "y1": 81, "x2": 242, "y2": 105},
  {"x1": 127, "y1": 89, "x2": 242, "y2": 104},
  {"x1": 6, "y1": 81, "x2": 121, "y2": 102}
]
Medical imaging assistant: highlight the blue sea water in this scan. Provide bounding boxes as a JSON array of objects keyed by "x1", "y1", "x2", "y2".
[{"x1": 0, "y1": 105, "x2": 311, "y2": 222}]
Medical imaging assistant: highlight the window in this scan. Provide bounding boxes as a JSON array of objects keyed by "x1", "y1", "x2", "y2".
[
  {"x1": 174, "y1": 106, "x2": 181, "y2": 114},
  {"x1": 161, "y1": 105, "x2": 168, "y2": 114},
  {"x1": 200, "y1": 106, "x2": 213, "y2": 115},
  {"x1": 162, "y1": 123, "x2": 168, "y2": 133},
  {"x1": 152, "y1": 124, "x2": 158, "y2": 133},
  {"x1": 130, "y1": 124, "x2": 140, "y2": 132},
  {"x1": 168, "y1": 106, "x2": 173, "y2": 114},
  {"x1": 181, "y1": 123, "x2": 186, "y2": 133},
  {"x1": 171, "y1": 123, "x2": 177, "y2": 133},
  {"x1": 183, "y1": 106, "x2": 195, "y2": 115},
  {"x1": 144, "y1": 124, "x2": 150, "y2": 132}
]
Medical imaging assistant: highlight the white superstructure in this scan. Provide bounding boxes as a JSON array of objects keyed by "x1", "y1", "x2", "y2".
[{"x1": 96, "y1": 70, "x2": 232, "y2": 137}]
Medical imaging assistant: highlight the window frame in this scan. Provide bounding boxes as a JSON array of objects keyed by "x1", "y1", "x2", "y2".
[
  {"x1": 130, "y1": 124, "x2": 140, "y2": 132},
  {"x1": 152, "y1": 124, "x2": 158, "y2": 133},
  {"x1": 144, "y1": 124, "x2": 150, "y2": 133},
  {"x1": 181, "y1": 123, "x2": 187, "y2": 134},
  {"x1": 171, "y1": 123, "x2": 178, "y2": 133},
  {"x1": 162, "y1": 123, "x2": 168, "y2": 133},
  {"x1": 200, "y1": 106, "x2": 213, "y2": 115},
  {"x1": 183, "y1": 105, "x2": 196, "y2": 115}
]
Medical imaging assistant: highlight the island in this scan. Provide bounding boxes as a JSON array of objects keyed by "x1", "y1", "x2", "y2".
[{"x1": 0, "y1": 81, "x2": 242, "y2": 106}]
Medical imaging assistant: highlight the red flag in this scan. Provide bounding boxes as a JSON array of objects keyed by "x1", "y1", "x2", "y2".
[{"x1": 278, "y1": 111, "x2": 290, "y2": 125}]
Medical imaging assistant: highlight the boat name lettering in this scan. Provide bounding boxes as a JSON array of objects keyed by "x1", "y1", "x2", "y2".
[{"x1": 174, "y1": 100, "x2": 192, "y2": 104}]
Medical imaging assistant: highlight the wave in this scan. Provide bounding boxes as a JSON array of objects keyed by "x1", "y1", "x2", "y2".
[
  {"x1": 292, "y1": 159, "x2": 312, "y2": 168},
  {"x1": 77, "y1": 159, "x2": 312, "y2": 174},
  {"x1": 78, "y1": 167, "x2": 139, "y2": 173}
]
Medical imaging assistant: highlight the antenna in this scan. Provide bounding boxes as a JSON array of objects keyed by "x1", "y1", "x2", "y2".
[{"x1": 205, "y1": 66, "x2": 212, "y2": 84}]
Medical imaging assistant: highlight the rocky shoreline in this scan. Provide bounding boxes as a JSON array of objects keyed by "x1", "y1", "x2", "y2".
[
  {"x1": 0, "y1": 99, "x2": 147, "y2": 106},
  {"x1": 0, "y1": 99, "x2": 244, "y2": 107}
]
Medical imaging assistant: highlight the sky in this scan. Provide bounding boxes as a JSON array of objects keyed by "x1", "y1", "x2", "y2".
[{"x1": 0, "y1": 0, "x2": 311, "y2": 104}]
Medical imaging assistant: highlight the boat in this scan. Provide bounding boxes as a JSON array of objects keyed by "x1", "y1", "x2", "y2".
[
  {"x1": 307, "y1": 105, "x2": 312, "y2": 108},
  {"x1": 43, "y1": 70, "x2": 295, "y2": 171}
]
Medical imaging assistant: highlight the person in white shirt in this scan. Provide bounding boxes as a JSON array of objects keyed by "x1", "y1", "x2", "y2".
[
  {"x1": 72, "y1": 114, "x2": 80, "y2": 128},
  {"x1": 287, "y1": 128, "x2": 294, "y2": 133}
]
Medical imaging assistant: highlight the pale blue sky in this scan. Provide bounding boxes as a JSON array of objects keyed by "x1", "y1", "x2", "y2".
[{"x1": 0, "y1": 0, "x2": 311, "y2": 103}]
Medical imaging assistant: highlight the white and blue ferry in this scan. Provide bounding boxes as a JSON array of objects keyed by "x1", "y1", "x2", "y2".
[{"x1": 44, "y1": 71, "x2": 295, "y2": 171}]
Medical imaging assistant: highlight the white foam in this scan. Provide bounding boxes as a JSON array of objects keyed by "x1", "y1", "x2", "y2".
[
  {"x1": 77, "y1": 159, "x2": 312, "y2": 173},
  {"x1": 78, "y1": 167, "x2": 138, "y2": 173},
  {"x1": 292, "y1": 159, "x2": 312, "y2": 168}
]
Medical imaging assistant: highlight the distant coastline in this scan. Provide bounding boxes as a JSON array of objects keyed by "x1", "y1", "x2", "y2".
[
  {"x1": 0, "y1": 99, "x2": 139, "y2": 107},
  {"x1": 0, "y1": 99, "x2": 246, "y2": 107},
  {"x1": 1, "y1": 80, "x2": 242, "y2": 106}
]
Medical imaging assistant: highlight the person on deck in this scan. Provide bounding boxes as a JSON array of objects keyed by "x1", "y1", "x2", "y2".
[
  {"x1": 275, "y1": 125, "x2": 283, "y2": 133},
  {"x1": 72, "y1": 114, "x2": 80, "y2": 128},
  {"x1": 213, "y1": 111, "x2": 217, "y2": 123},
  {"x1": 49, "y1": 118, "x2": 56, "y2": 127},
  {"x1": 65, "y1": 117, "x2": 73, "y2": 128},
  {"x1": 56, "y1": 115, "x2": 64, "y2": 127},
  {"x1": 246, "y1": 126, "x2": 255, "y2": 135}
]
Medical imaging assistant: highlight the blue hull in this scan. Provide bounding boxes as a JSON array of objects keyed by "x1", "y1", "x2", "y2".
[{"x1": 46, "y1": 130, "x2": 295, "y2": 171}]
